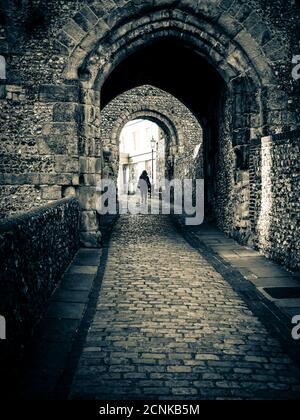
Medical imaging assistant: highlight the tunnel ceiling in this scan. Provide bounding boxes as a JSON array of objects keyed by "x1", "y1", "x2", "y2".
[{"x1": 101, "y1": 39, "x2": 225, "y2": 123}]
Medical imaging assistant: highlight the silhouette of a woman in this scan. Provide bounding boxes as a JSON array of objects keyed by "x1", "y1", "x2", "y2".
[{"x1": 138, "y1": 170, "x2": 151, "y2": 204}]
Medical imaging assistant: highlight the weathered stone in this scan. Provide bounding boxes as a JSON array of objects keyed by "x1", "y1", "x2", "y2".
[
  {"x1": 42, "y1": 185, "x2": 62, "y2": 200},
  {"x1": 0, "y1": 198, "x2": 80, "y2": 381},
  {"x1": 78, "y1": 186, "x2": 100, "y2": 210},
  {"x1": 0, "y1": 0, "x2": 299, "y2": 271},
  {"x1": 80, "y1": 231, "x2": 102, "y2": 248},
  {"x1": 0, "y1": 0, "x2": 299, "y2": 402},
  {"x1": 55, "y1": 156, "x2": 78, "y2": 173},
  {"x1": 253, "y1": 132, "x2": 300, "y2": 270},
  {"x1": 53, "y1": 103, "x2": 81, "y2": 123},
  {"x1": 100, "y1": 85, "x2": 204, "y2": 183},
  {"x1": 63, "y1": 186, "x2": 77, "y2": 198},
  {"x1": 39, "y1": 85, "x2": 80, "y2": 103},
  {"x1": 73, "y1": 6, "x2": 99, "y2": 33},
  {"x1": 81, "y1": 210, "x2": 99, "y2": 232}
]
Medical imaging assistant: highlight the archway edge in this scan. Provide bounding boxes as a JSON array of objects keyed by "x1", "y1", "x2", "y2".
[
  {"x1": 57, "y1": 4, "x2": 280, "y2": 89},
  {"x1": 100, "y1": 84, "x2": 204, "y2": 183},
  {"x1": 111, "y1": 109, "x2": 180, "y2": 152},
  {"x1": 101, "y1": 84, "x2": 205, "y2": 153}
]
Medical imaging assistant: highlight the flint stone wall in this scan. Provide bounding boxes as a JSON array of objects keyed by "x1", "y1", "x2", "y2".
[
  {"x1": 0, "y1": 197, "x2": 81, "y2": 364},
  {"x1": 249, "y1": 130, "x2": 300, "y2": 271}
]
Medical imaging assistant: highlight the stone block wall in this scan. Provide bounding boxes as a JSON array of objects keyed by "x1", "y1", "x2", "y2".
[
  {"x1": 0, "y1": 197, "x2": 80, "y2": 363},
  {"x1": 0, "y1": 0, "x2": 299, "y2": 266},
  {"x1": 213, "y1": 92, "x2": 235, "y2": 232},
  {"x1": 250, "y1": 130, "x2": 300, "y2": 271},
  {"x1": 0, "y1": 85, "x2": 81, "y2": 218},
  {"x1": 212, "y1": 86, "x2": 254, "y2": 243},
  {"x1": 0, "y1": 81, "x2": 102, "y2": 247}
]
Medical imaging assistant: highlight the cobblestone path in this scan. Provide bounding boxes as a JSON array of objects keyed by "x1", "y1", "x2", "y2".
[{"x1": 70, "y1": 215, "x2": 300, "y2": 400}]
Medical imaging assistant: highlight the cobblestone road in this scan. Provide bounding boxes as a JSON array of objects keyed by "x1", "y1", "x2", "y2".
[{"x1": 70, "y1": 215, "x2": 300, "y2": 400}]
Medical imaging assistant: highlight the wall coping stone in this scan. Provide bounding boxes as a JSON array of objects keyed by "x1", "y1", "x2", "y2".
[
  {"x1": 251, "y1": 129, "x2": 300, "y2": 147},
  {"x1": 0, "y1": 197, "x2": 79, "y2": 234}
]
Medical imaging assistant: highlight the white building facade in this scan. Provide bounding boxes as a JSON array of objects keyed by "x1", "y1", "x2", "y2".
[{"x1": 118, "y1": 120, "x2": 161, "y2": 195}]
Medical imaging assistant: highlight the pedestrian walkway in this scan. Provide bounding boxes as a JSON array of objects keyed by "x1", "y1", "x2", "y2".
[
  {"x1": 180, "y1": 222, "x2": 300, "y2": 321},
  {"x1": 70, "y1": 215, "x2": 300, "y2": 400},
  {"x1": 17, "y1": 248, "x2": 102, "y2": 400},
  {"x1": 175, "y1": 219, "x2": 300, "y2": 363}
]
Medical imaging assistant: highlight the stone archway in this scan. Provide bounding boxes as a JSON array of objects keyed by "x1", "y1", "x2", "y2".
[
  {"x1": 51, "y1": 3, "x2": 293, "y2": 248},
  {"x1": 99, "y1": 85, "x2": 204, "y2": 188},
  {"x1": 102, "y1": 110, "x2": 178, "y2": 184},
  {"x1": 1, "y1": 1, "x2": 299, "y2": 267}
]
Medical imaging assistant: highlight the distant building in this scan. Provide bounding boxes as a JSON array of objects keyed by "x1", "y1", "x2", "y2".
[{"x1": 118, "y1": 120, "x2": 161, "y2": 195}]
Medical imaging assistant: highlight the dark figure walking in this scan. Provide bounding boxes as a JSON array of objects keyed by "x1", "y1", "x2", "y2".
[{"x1": 138, "y1": 170, "x2": 151, "y2": 204}]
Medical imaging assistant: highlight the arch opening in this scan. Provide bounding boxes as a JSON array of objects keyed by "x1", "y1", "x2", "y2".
[
  {"x1": 61, "y1": 8, "x2": 288, "y2": 246},
  {"x1": 52, "y1": 6, "x2": 293, "y2": 249},
  {"x1": 98, "y1": 37, "x2": 256, "y2": 238},
  {"x1": 101, "y1": 39, "x2": 225, "y2": 124},
  {"x1": 100, "y1": 85, "x2": 204, "y2": 210},
  {"x1": 117, "y1": 119, "x2": 164, "y2": 198}
]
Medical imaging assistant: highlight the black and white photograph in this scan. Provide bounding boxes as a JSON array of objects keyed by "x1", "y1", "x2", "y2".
[{"x1": 0, "y1": 0, "x2": 300, "y2": 405}]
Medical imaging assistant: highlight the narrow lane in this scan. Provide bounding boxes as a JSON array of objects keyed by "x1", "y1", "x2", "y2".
[{"x1": 70, "y1": 215, "x2": 300, "y2": 400}]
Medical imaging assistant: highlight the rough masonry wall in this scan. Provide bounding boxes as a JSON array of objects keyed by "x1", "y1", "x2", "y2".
[
  {"x1": 0, "y1": 198, "x2": 80, "y2": 365},
  {"x1": 1, "y1": 1, "x2": 299, "y2": 89},
  {"x1": 0, "y1": 2, "x2": 79, "y2": 218},
  {"x1": 0, "y1": 0, "x2": 299, "y2": 264},
  {"x1": 0, "y1": 96, "x2": 81, "y2": 218},
  {"x1": 252, "y1": 131, "x2": 300, "y2": 271},
  {"x1": 213, "y1": 80, "x2": 258, "y2": 243},
  {"x1": 100, "y1": 85, "x2": 204, "y2": 183},
  {"x1": 213, "y1": 92, "x2": 235, "y2": 235},
  {"x1": 0, "y1": 2, "x2": 102, "y2": 247}
]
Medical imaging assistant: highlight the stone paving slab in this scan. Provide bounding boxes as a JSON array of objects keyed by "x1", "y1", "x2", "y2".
[
  {"x1": 61, "y1": 274, "x2": 95, "y2": 291},
  {"x1": 68, "y1": 265, "x2": 98, "y2": 275},
  {"x1": 250, "y1": 266, "x2": 292, "y2": 279},
  {"x1": 276, "y1": 299, "x2": 300, "y2": 308},
  {"x1": 18, "y1": 248, "x2": 102, "y2": 400},
  {"x1": 51, "y1": 289, "x2": 90, "y2": 304},
  {"x1": 45, "y1": 302, "x2": 86, "y2": 320},
  {"x1": 250, "y1": 277, "x2": 300, "y2": 288},
  {"x1": 35, "y1": 318, "x2": 81, "y2": 343},
  {"x1": 74, "y1": 249, "x2": 102, "y2": 261},
  {"x1": 283, "y1": 308, "x2": 300, "y2": 318},
  {"x1": 70, "y1": 215, "x2": 300, "y2": 400}
]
